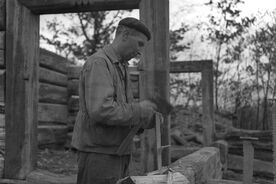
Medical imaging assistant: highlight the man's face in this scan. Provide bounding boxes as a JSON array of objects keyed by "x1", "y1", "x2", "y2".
[{"x1": 122, "y1": 30, "x2": 148, "y2": 61}]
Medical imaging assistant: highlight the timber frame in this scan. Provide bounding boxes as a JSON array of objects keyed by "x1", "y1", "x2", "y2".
[
  {"x1": 170, "y1": 60, "x2": 215, "y2": 145},
  {"x1": 5, "y1": 0, "x2": 170, "y2": 179}
]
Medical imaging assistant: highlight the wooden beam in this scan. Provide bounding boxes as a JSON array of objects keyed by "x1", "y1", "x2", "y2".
[
  {"x1": 39, "y1": 83, "x2": 67, "y2": 104},
  {"x1": 170, "y1": 60, "x2": 213, "y2": 73},
  {"x1": 38, "y1": 103, "x2": 67, "y2": 124},
  {"x1": 5, "y1": 0, "x2": 39, "y2": 178},
  {"x1": 0, "y1": 50, "x2": 4, "y2": 67},
  {"x1": 140, "y1": 0, "x2": 170, "y2": 172},
  {"x1": 39, "y1": 49, "x2": 67, "y2": 74},
  {"x1": 39, "y1": 67, "x2": 67, "y2": 87},
  {"x1": 19, "y1": 0, "x2": 140, "y2": 14},
  {"x1": 169, "y1": 147, "x2": 222, "y2": 184},
  {"x1": 201, "y1": 63, "x2": 214, "y2": 145},
  {"x1": 0, "y1": 0, "x2": 5, "y2": 31}
]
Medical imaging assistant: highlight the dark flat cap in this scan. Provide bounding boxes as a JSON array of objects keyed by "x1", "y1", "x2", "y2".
[{"x1": 119, "y1": 17, "x2": 151, "y2": 41}]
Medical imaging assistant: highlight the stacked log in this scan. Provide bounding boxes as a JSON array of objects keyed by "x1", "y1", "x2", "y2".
[
  {"x1": 38, "y1": 49, "x2": 68, "y2": 148},
  {"x1": 0, "y1": 0, "x2": 5, "y2": 177}
]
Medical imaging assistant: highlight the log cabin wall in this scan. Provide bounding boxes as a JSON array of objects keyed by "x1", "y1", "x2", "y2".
[
  {"x1": 38, "y1": 49, "x2": 68, "y2": 148},
  {"x1": 0, "y1": 0, "x2": 5, "y2": 178}
]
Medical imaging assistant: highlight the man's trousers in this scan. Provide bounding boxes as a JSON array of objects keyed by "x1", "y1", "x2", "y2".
[{"x1": 76, "y1": 151, "x2": 130, "y2": 184}]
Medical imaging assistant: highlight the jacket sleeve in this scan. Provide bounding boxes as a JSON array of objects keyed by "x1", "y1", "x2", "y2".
[{"x1": 83, "y1": 58, "x2": 154, "y2": 126}]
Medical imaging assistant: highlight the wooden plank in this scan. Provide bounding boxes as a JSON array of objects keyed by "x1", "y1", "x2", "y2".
[
  {"x1": 140, "y1": 0, "x2": 170, "y2": 172},
  {"x1": 243, "y1": 141, "x2": 254, "y2": 184},
  {"x1": 0, "y1": 69, "x2": 4, "y2": 102},
  {"x1": 5, "y1": 0, "x2": 39, "y2": 179},
  {"x1": 38, "y1": 103, "x2": 67, "y2": 124},
  {"x1": 0, "y1": 31, "x2": 4, "y2": 50},
  {"x1": 39, "y1": 67, "x2": 67, "y2": 87},
  {"x1": 39, "y1": 49, "x2": 68, "y2": 74},
  {"x1": 0, "y1": 0, "x2": 5, "y2": 31},
  {"x1": 68, "y1": 79, "x2": 79, "y2": 96},
  {"x1": 67, "y1": 65, "x2": 81, "y2": 80},
  {"x1": 19, "y1": 0, "x2": 140, "y2": 14},
  {"x1": 39, "y1": 83, "x2": 67, "y2": 104},
  {"x1": 170, "y1": 146, "x2": 201, "y2": 162},
  {"x1": 201, "y1": 63, "x2": 214, "y2": 145}
]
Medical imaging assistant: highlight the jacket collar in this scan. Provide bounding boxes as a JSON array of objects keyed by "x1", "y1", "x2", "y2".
[{"x1": 103, "y1": 45, "x2": 121, "y2": 64}]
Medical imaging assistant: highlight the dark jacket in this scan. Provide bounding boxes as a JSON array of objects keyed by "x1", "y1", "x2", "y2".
[{"x1": 71, "y1": 45, "x2": 154, "y2": 155}]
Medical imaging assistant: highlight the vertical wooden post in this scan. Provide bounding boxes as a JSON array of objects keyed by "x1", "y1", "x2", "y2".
[
  {"x1": 139, "y1": 0, "x2": 170, "y2": 172},
  {"x1": 5, "y1": 0, "x2": 39, "y2": 179},
  {"x1": 201, "y1": 61, "x2": 214, "y2": 145}
]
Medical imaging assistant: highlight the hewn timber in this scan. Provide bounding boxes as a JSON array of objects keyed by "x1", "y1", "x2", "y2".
[
  {"x1": 140, "y1": 0, "x2": 170, "y2": 172},
  {"x1": 39, "y1": 67, "x2": 67, "y2": 87},
  {"x1": 39, "y1": 83, "x2": 67, "y2": 104},
  {"x1": 170, "y1": 146, "x2": 201, "y2": 162},
  {"x1": 39, "y1": 49, "x2": 67, "y2": 74},
  {"x1": 0, "y1": 0, "x2": 5, "y2": 31},
  {"x1": 5, "y1": 0, "x2": 39, "y2": 179},
  {"x1": 18, "y1": 0, "x2": 140, "y2": 14},
  {"x1": 38, "y1": 103, "x2": 67, "y2": 124},
  {"x1": 119, "y1": 172, "x2": 190, "y2": 184},
  {"x1": 169, "y1": 147, "x2": 222, "y2": 184},
  {"x1": 0, "y1": 69, "x2": 4, "y2": 102}
]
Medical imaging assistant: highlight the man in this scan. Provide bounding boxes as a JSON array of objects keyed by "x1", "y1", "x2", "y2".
[{"x1": 71, "y1": 17, "x2": 157, "y2": 184}]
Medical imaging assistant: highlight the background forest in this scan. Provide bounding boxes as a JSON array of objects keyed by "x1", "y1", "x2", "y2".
[{"x1": 40, "y1": 0, "x2": 276, "y2": 130}]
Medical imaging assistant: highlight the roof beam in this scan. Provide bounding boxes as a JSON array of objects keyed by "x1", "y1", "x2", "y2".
[{"x1": 18, "y1": 0, "x2": 141, "y2": 14}]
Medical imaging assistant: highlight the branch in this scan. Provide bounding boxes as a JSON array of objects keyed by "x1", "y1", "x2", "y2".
[{"x1": 77, "y1": 13, "x2": 93, "y2": 42}]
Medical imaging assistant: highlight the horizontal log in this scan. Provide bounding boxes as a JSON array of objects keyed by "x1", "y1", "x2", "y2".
[
  {"x1": 68, "y1": 79, "x2": 79, "y2": 96},
  {"x1": 229, "y1": 144, "x2": 272, "y2": 162},
  {"x1": 0, "y1": 114, "x2": 4, "y2": 128},
  {"x1": 39, "y1": 83, "x2": 67, "y2": 104},
  {"x1": 0, "y1": 50, "x2": 4, "y2": 67},
  {"x1": 170, "y1": 60, "x2": 212, "y2": 73},
  {"x1": 0, "y1": 69, "x2": 4, "y2": 102},
  {"x1": 39, "y1": 67, "x2": 67, "y2": 87},
  {"x1": 169, "y1": 147, "x2": 222, "y2": 184},
  {"x1": 68, "y1": 95, "x2": 79, "y2": 112},
  {"x1": 67, "y1": 65, "x2": 81, "y2": 79},
  {"x1": 27, "y1": 170, "x2": 76, "y2": 184},
  {"x1": 19, "y1": 0, "x2": 140, "y2": 14},
  {"x1": 0, "y1": 0, "x2": 5, "y2": 31},
  {"x1": 228, "y1": 154, "x2": 273, "y2": 178},
  {"x1": 37, "y1": 125, "x2": 68, "y2": 146},
  {"x1": 38, "y1": 103, "x2": 67, "y2": 124},
  {"x1": 39, "y1": 49, "x2": 68, "y2": 74},
  {"x1": 0, "y1": 31, "x2": 4, "y2": 50}
]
